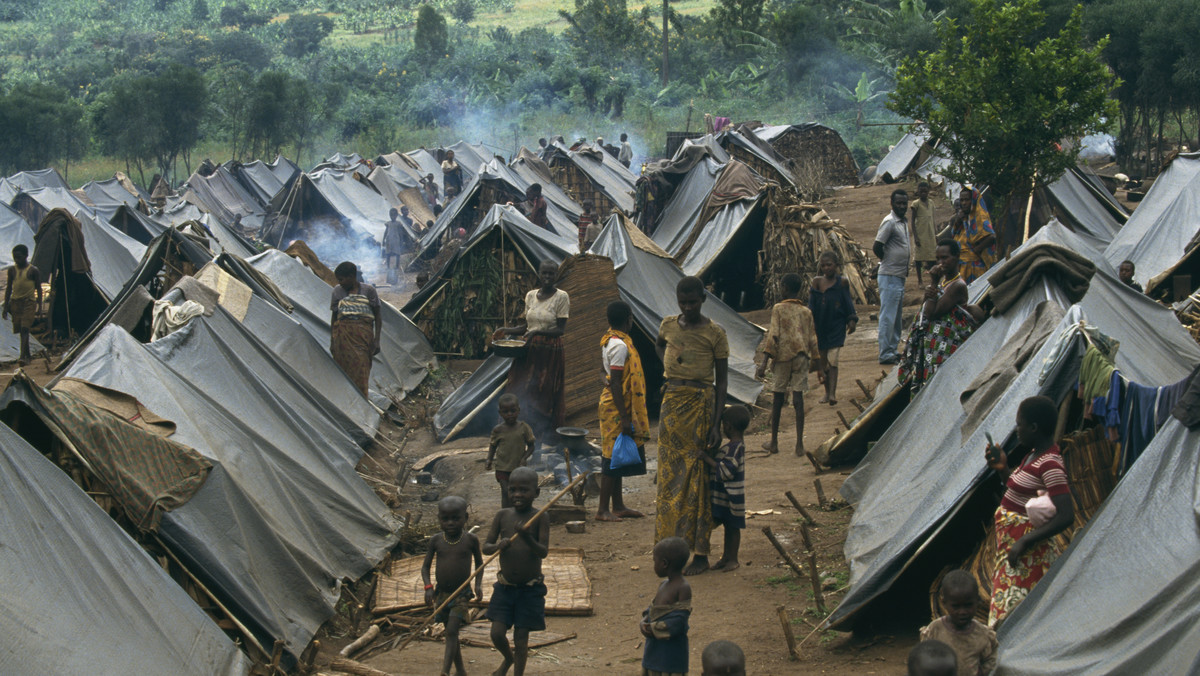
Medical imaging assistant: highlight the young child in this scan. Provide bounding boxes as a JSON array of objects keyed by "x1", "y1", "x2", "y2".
[
  {"x1": 576, "y1": 199, "x2": 596, "y2": 254},
  {"x1": 486, "y1": 394, "x2": 536, "y2": 508},
  {"x1": 641, "y1": 536, "x2": 693, "y2": 676},
  {"x1": 756, "y1": 273, "x2": 821, "y2": 456},
  {"x1": 483, "y1": 467, "x2": 550, "y2": 676},
  {"x1": 3, "y1": 244, "x2": 41, "y2": 365},
  {"x1": 701, "y1": 640, "x2": 745, "y2": 676},
  {"x1": 920, "y1": 571, "x2": 998, "y2": 676},
  {"x1": 696, "y1": 404, "x2": 748, "y2": 572},
  {"x1": 809, "y1": 251, "x2": 858, "y2": 405},
  {"x1": 908, "y1": 639, "x2": 958, "y2": 676},
  {"x1": 422, "y1": 496, "x2": 484, "y2": 676}
]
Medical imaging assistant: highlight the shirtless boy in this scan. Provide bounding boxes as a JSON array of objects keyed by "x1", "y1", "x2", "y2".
[
  {"x1": 483, "y1": 467, "x2": 550, "y2": 676},
  {"x1": 422, "y1": 496, "x2": 484, "y2": 676}
]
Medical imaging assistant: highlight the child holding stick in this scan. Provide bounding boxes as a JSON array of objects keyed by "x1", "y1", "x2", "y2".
[
  {"x1": 483, "y1": 467, "x2": 550, "y2": 676},
  {"x1": 487, "y1": 394, "x2": 536, "y2": 508},
  {"x1": 422, "y1": 496, "x2": 484, "y2": 676},
  {"x1": 641, "y1": 536, "x2": 693, "y2": 675},
  {"x1": 696, "y1": 405, "x2": 748, "y2": 572}
]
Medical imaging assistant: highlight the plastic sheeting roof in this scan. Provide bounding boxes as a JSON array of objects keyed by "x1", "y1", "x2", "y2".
[
  {"x1": 184, "y1": 168, "x2": 266, "y2": 232},
  {"x1": 994, "y1": 414, "x2": 1200, "y2": 674},
  {"x1": 1043, "y1": 166, "x2": 1126, "y2": 243},
  {"x1": 652, "y1": 158, "x2": 721, "y2": 254},
  {"x1": 872, "y1": 130, "x2": 928, "y2": 183},
  {"x1": 263, "y1": 169, "x2": 396, "y2": 252},
  {"x1": 75, "y1": 211, "x2": 146, "y2": 300},
  {"x1": 0, "y1": 421, "x2": 251, "y2": 676},
  {"x1": 718, "y1": 128, "x2": 797, "y2": 188},
  {"x1": 81, "y1": 176, "x2": 148, "y2": 210},
  {"x1": 549, "y1": 142, "x2": 637, "y2": 213},
  {"x1": 60, "y1": 324, "x2": 398, "y2": 658},
  {"x1": 829, "y1": 226, "x2": 1200, "y2": 630},
  {"x1": 1, "y1": 168, "x2": 69, "y2": 199},
  {"x1": 248, "y1": 249, "x2": 434, "y2": 408},
  {"x1": 1104, "y1": 152, "x2": 1200, "y2": 286},
  {"x1": 234, "y1": 159, "x2": 289, "y2": 207},
  {"x1": 0, "y1": 202, "x2": 33, "y2": 267}
]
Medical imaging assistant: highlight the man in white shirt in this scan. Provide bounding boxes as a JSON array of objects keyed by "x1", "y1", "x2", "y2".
[
  {"x1": 873, "y1": 189, "x2": 911, "y2": 365},
  {"x1": 618, "y1": 133, "x2": 633, "y2": 168}
]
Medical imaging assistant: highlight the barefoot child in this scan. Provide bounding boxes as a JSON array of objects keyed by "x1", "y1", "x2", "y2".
[
  {"x1": 701, "y1": 640, "x2": 745, "y2": 676},
  {"x1": 4, "y1": 245, "x2": 41, "y2": 365},
  {"x1": 756, "y1": 273, "x2": 821, "y2": 456},
  {"x1": 809, "y1": 251, "x2": 858, "y2": 405},
  {"x1": 641, "y1": 536, "x2": 693, "y2": 676},
  {"x1": 483, "y1": 467, "x2": 550, "y2": 676},
  {"x1": 486, "y1": 394, "x2": 536, "y2": 508},
  {"x1": 920, "y1": 570, "x2": 997, "y2": 676},
  {"x1": 596, "y1": 300, "x2": 648, "y2": 522},
  {"x1": 696, "y1": 405, "x2": 748, "y2": 572},
  {"x1": 422, "y1": 496, "x2": 484, "y2": 676}
]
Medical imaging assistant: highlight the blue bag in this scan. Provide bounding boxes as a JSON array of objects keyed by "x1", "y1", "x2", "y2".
[{"x1": 610, "y1": 432, "x2": 640, "y2": 469}]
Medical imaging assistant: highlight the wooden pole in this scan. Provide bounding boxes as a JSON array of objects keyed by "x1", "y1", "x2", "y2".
[
  {"x1": 393, "y1": 473, "x2": 588, "y2": 653},
  {"x1": 776, "y1": 605, "x2": 800, "y2": 660},
  {"x1": 805, "y1": 451, "x2": 823, "y2": 475},
  {"x1": 849, "y1": 398, "x2": 864, "y2": 413},
  {"x1": 813, "y1": 479, "x2": 828, "y2": 509},
  {"x1": 784, "y1": 490, "x2": 816, "y2": 526},
  {"x1": 761, "y1": 526, "x2": 806, "y2": 580},
  {"x1": 329, "y1": 658, "x2": 398, "y2": 676},
  {"x1": 799, "y1": 522, "x2": 827, "y2": 614},
  {"x1": 836, "y1": 410, "x2": 852, "y2": 430},
  {"x1": 855, "y1": 378, "x2": 872, "y2": 398},
  {"x1": 340, "y1": 624, "x2": 381, "y2": 658}
]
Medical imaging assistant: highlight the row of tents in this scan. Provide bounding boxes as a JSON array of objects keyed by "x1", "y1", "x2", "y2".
[{"x1": 822, "y1": 150, "x2": 1200, "y2": 671}]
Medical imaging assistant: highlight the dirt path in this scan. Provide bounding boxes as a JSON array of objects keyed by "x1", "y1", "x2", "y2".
[{"x1": 332, "y1": 182, "x2": 936, "y2": 675}]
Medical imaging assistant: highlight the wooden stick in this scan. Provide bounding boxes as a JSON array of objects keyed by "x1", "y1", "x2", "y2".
[
  {"x1": 804, "y1": 452, "x2": 823, "y2": 475},
  {"x1": 268, "y1": 639, "x2": 284, "y2": 674},
  {"x1": 776, "y1": 605, "x2": 800, "y2": 660},
  {"x1": 393, "y1": 473, "x2": 588, "y2": 653},
  {"x1": 855, "y1": 379, "x2": 871, "y2": 398},
  {"x1": 301, "y1": 640, "x2": 320, "y2": 672},
  {"x1": 836, "y1": 410, "x2": 852, "y2": 430},
  {"x1": 849, "y1": 398, "x2": 864, "y2": 412},
  {"x1": 329, "y1": 657, "x2": 398, "y2": 676},
  {"x1": 798, "y1": 522, "x2": 827, "y2": 614},
  {"x1": 340, "y1": 624, "x2": 381, "y2": 658},
  {"x1": 761, "y1": 526, "x2": 806, "y2": 579},
  {"x1": 814, "y1": 478, "x2": 828, "y2": 509},
  {"x1": 784, "y1": 491, "x2": 817, "y2": 526}
]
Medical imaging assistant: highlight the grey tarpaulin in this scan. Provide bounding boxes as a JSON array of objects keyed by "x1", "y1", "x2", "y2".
[
  {"x1": 828, "y1": 263, "x2": 1200, "y2": 630},
  {"x1": 248, "y1": 248, "x2": 434, "y2": 407},
  {"x1": 993, "y1": 414, "x2": 1200, "y2": 674},
  {"x1": 652, "y1": 158, "x2": 722, "y2": 256},
  {"x1": 0, "y1": 201, "x2": 34, "y2": 267},
  {"x1": 262, "y1": 168, "x2": 396, "y2": 255},
  {"x1": 547, "y1": 141, "x2": 637, "y2": 213},
  {"x1": 58, "y1": 324, "x2": 398, "y2": 659},
  {"x1": 183, "y1": 167, "x2": 266, "y2": 233},
  {"x1": 10, "y1": 186, "x2": 93, "y2": 230},
  {"x1": 871, "y1": 130, "x2": 929, "y2": 184},
  {"x1": 234, "y1": 156, "x2": 297, "y2": 207},
  {"x1": 1044, "y1": 166, "x2": 1126, "y2": 241},
  {"x1": 75, "y1": 211, "x2": 146, "y2": 300},
  {"x1": 0, "y1": 421, "x2": 251, "y2": 676},
  {"x1": 81, "y1": 175, "x2": 150, "y2": 210},
  {"x1": 1104, "y1": 151, "x2": 1200, "y2": 286}
]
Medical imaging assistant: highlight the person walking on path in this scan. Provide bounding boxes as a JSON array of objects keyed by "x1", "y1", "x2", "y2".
[
  {"x1": 330, "y1": 261, "x2": 382, "y2": 397},
  {"x1": 874, "y1": 189, "x2": 910, "y2": 365}
]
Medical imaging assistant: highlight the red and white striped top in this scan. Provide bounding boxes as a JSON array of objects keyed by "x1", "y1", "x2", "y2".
[{"x1": 1000, "y1": 445, "x2": 1069, "y2": 514}]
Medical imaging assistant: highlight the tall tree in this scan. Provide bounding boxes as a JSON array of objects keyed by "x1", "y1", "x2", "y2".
[
  {"x1": 0, "y1": 84, "x2": 87, "y2": 176},
  {"x1": 413, "y1": 5, "x2": 448, "y2": 63},
  {"x1": 889, "y1": 0, "x2": 1115, "y2": 240}
]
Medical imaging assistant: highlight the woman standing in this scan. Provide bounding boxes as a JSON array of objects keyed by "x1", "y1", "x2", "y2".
[
  {"x1": 655, "y1": 276, "x2": 728, "y2": 576},
  {"x1": 330, "y1": 261, "x2": 382, "y2": 397},
  {"x1": 517, "y1": 183, "x2": 550, "y2": 231},
  {"x1": 596, "y1": 300, "x2": 648, "y2": 522},
  {"x1": 949, "y1": 188, "x2": 997, "y2": 284},
  {"x1": 441, "y1": 149, "x2": 463, "y2": 198},
  {"x1": 497, "y1": 260, "x2": 569, "y2": 443},
  {"x1": 984, "y1": 395, "x2": 1074, "y2": 627},
  {"x1": 898, "y1": 239, "x2": 979, "y2": 393}
]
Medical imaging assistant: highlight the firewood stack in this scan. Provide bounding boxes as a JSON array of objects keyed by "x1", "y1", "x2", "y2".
[{"x1": 759, "y1": 183, "x2": 879, "y2": 307}]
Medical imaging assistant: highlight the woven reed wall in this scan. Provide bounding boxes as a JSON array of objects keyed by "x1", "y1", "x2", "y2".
[{"x1": 556, "y1": 255, "x2": 622, "y2": 420}]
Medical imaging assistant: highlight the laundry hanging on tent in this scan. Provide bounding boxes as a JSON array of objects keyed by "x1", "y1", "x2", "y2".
[{"x1": 151, "y1": 299, "x2": 205, "y2": 340}]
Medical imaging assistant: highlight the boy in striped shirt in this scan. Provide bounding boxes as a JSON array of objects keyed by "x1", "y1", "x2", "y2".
[{"x1": 697, "y1": 404, "x2": 749, "y2": 572}]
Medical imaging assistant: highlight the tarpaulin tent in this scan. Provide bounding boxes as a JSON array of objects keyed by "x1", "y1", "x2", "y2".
[
  {"x1": 716, "y1": 126, "x2": 797, "y2": 190},
  {"x1": 230, "y1": 157, "x2": 296, "y2": 208},
  {"x1": 1031, "y1": 166, "x2": 1127, "y2": 247},
  {"x1": 31, "y1": 209, "x2": 117, "y2": 337},
  {"x1": 248, "y1": 249, "x2": 434, "y2": 408},
  {"x1": 827, "y1": 243, "x2": 1200, "y2": 630},
  {"x1": 9, "y1": 186, "x2": 93, "y2": 230},
  {"x1": 0, "y1": 168, "x2": 69, "y2": 204},
  {"x1": 753, "y1": 123, "x2": 860, "y2": 187},
  {"x1": 0, "y1": 201, "x2": 34, "y2": 267},
  {"x1": 544, "y1": 141, "x2": 637, "y2": 215},
  {"x1": 81, "y1": 174, "x2": 150, "y2": 210},
  {"x1": 994, "y1": 400, "x2": 1200, "y2": 674},
  {"x1": 183, "y1": 167, "x2": 266, "y2": 233},
  {"x1": 1104, "y1": 152, "x2": 1200, "y2": 297},
  {"x1": 871, "y1": 130, "x2": 931, "y2": 184},
  {"x1": 0, "y1": 418, "x2": 251, "y2": 676},
  {"x1": 364, "y1": 165, "x2": 434, "y2": 240},
  {"x1": 316, "y1": 152, "x2": 364, "y2": 171},
  {"x1": 262, "y1": 169, "x2": 396, "y2": 259},
  {"x1": 58, "y1": 324, "x2": 398, "y2": 659}
]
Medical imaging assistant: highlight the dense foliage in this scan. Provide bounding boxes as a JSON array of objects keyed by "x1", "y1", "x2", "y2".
[{"x1": 0, "y1": 0, "x2": 1192, "y2": 186}]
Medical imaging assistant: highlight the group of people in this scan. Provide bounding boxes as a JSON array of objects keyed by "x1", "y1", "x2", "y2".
[{"x1": 876, "y1": 185, "x2": 992, "y2": 392}]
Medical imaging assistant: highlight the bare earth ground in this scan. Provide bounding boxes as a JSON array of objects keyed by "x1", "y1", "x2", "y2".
[
  {"x1": 0, "y1": 181, "x2": 942, "y2": 675},
  {"x1": 321, "y1": 181, "x2": 941, "y2": 675}
]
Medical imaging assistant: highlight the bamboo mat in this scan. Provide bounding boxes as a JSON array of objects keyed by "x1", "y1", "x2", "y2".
[
  {"x1": 557, "y1": 255, "x2": 621, "y2": 420},
  {"x1": 373, "y1": 548, "x2": 593, "y2": 616}
]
